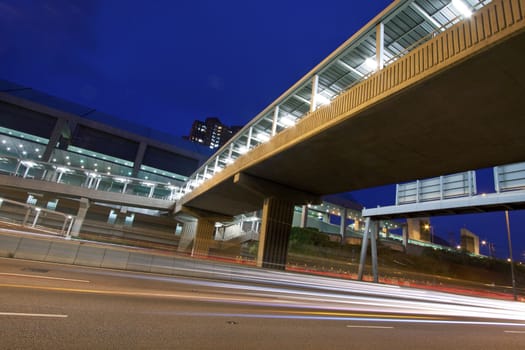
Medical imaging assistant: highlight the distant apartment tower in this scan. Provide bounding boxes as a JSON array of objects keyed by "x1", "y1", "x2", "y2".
[{"x1": 188, "y1": 117, "x2": 240, "y2": 149}]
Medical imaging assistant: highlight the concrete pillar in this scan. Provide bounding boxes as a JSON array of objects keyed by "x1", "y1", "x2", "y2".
[
  {"x1": 357, "y1": 217, "x2": 371, "y2": 281},
  {"x1": 300, "y1": 205, "x2": 308, "y2": 228},
  {"x1": 358, "y1": 218, "x2": 379, "y2": 282},
  {"x1": 43, "y1": 118, "x2": 66, "y2": 162},
  {"x1": 370, "y1": 221, "x2": 379, "y2": 283},
  {"x1": 70, "y1": 198, "x2": 90, "y2": 237},
  {"x1": 339, "y1": 207, "x2": 348, "y2": 244},
  {"x1": 191, "y1": 218, "x2": 216, "y2": 257},
  {"x1": 177, "y1": 220, "x2": 197, "y2": 253},
  {"x1": 354, "y1": 218, "x2": 361, "y2": 231},
  {"x1": 132, "y1": 142, "x2": 147, "y2": 177},
  {"x1": 402, "y1": 224, "x2": 408, "y2": 248},
  {"x1": 257, "y1": 197, "x2": 294, "y2": 270}
]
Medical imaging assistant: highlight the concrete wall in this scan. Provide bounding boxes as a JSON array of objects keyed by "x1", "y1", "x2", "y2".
[{"x1": 0, "y1": 229, "x2": 239, "y2": 280}]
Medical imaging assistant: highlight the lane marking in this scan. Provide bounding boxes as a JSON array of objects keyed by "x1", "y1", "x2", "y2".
[
  {"x1": 347, "y1": 325, "x2": 394, "y2": 329},
  {"x1": 0, "y1": 272, "x2": 90, "y2": 283},
  {"x1": 0, "y1": 312, "x2": 68, "y2": 318},
  {"x1": 505, "y1": 330, "x2": 525, "y2": 334}
]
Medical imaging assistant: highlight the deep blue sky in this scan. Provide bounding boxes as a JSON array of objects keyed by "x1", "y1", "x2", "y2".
[
  {"x1": 0, "y1": 0, "x2": 391, "y2": 134},
  {"x1": 1, "y1": 0, "x2": 523, "y2": 261}
]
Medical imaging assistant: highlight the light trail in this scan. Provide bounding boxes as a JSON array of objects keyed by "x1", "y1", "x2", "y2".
[
  {"x1": 0, "y1": 312, "x2": 68, "y2": 318},
  {"x1": 2, "y1": 258, "x2": 525, "y2": 325},
  {"x1": 0, "y1": 272, "x2": 90, "y2": 283},
  {"x1": 169, "y1": 311, "x2": 525, "y2": 327}
]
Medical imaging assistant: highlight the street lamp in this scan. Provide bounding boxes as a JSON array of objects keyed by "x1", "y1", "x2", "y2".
[
  {"x1": 504, "y1": 210, "x2": 517, "y2": 301},
  {"x1": 423, "y1": 223, "x2": 434, "y2": 243},
  {"x1": 480, "y1": 240, "x2": 496, "y2": 258}
]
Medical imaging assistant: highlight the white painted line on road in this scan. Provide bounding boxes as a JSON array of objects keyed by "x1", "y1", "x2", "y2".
[
  {"x1": 504, "y1": 330, "x2": 525, "y2": 334},
  {"x1": 346, "y1": 325, "x2": 394, "y2": 329},
  {"x1": 0, "y1": 272, "x2": 90, "y2": 283},
  {"x1": 0, "y1": 312, "x2": 68, "y2": 318}
]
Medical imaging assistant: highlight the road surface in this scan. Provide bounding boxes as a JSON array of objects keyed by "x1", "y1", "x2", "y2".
[{"x1": 1, "y1": 257, "x2": 524, "y2": 349}]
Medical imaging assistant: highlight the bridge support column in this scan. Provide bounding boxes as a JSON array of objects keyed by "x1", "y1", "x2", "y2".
[
  {"x1": 70, "y1": 198, "x2": 90, "y2": 237},
  {"x1": 300, "y1": 205, "x2": 308, "y2": 228},
  {"x1": 257, "y1": 197, "x2": 295, "y2": 270},
  {"x1": 357, "y1": 217, "x2": 379, "y2": 283},
  {"x1": 402, "y1": 224, "x2": 408, "y2": 249},
  {"x1": 177, "y1": 220, "x2": 197, "y2": 253},
  {"x1": 174, "y1": 207, "x2": 231, "y2": 257},
  {"x1": 191, "y1": 218, "x2": 216, "y2": 257},
  {"x1": 339, "y1": 207, "x2": 347, "y2": 244}
]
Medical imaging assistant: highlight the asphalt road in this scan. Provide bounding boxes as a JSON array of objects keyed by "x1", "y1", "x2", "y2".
[{"x1": 1, "y1": 257, "x2": 525, "y2": 349}]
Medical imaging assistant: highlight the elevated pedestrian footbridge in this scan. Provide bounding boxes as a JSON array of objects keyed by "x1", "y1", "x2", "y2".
[
  {"x1": 180, "y1": 0, "x2": 525, "y2": 215},
  {"x1": 358, "y1": 162, "x2": 525, "y2": 282},
  {"x1": 174, "y1": 0, "x2": 525, "y2": 269}
]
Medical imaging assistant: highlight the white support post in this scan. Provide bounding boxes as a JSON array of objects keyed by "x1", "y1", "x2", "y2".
[
  {"x1": 214, "y1": 157, "x2": 219, "y2": 173},
  {"x1": 31, "y1": 208, "x2": 42, "y2": 228},
  {"x1": 310, "y1": 75, "x2": 319, "y2": 113},
  {"x1": 272, "y1": 106, "x2": 279, "y2": 136},
  {"x1": 23, "y1": 166, "x2": 31, "y2": 179},
  {"x1": 228, "y1": 143, "x2": 233, "y2": 160},
  {"x1": 370, "y1": 220, "x2": 379, "y2": 283},
  {"x1": 376, "y1": 22, "x2": 385, "y2": 70},
  {"x1": 471, "y1": 170, "x2": 477, "y2": 195},
  {"x1": 246, "y1": 127, "x2": 253, "y2": 150},
  {"x1": 66, "y1": 216, "x2": 74, "y2": 239},
  {"x1": 467, "y1": 171, "x2": 472, "y2": 197},
  {"x1": 357, "y1": 217, "x2": 371, "y2": 281},
  {"x1": 57, "y1": 171, "x2": 64, "y2": 183},
  {"x1": 14, "y1": 160, "x2": 22, "y2": 176},
  {"x1": 494, "y1": 167, "x2": 500, "y2": 193},
  {"x1": 440, "y1": 176, "x2": 444, "y2": 200},
  {"x1": 148, "y1": 185, "x2": 156, "y2": 198}
]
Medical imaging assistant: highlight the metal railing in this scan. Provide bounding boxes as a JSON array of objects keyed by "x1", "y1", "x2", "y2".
[
  {"x1": 0, "y1": 197, "x2": 75, "y2": 237},
  {"x1": 180, "y1": 0, "x2": 523, "y2": 200},
  {"x1": 0, "y1": 155, "x2": 184, "y2": 201}
]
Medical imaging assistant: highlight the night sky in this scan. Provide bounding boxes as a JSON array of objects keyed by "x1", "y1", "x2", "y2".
[{"x1": 1, "y1": 0, "x2": 523, "y2": 260}]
